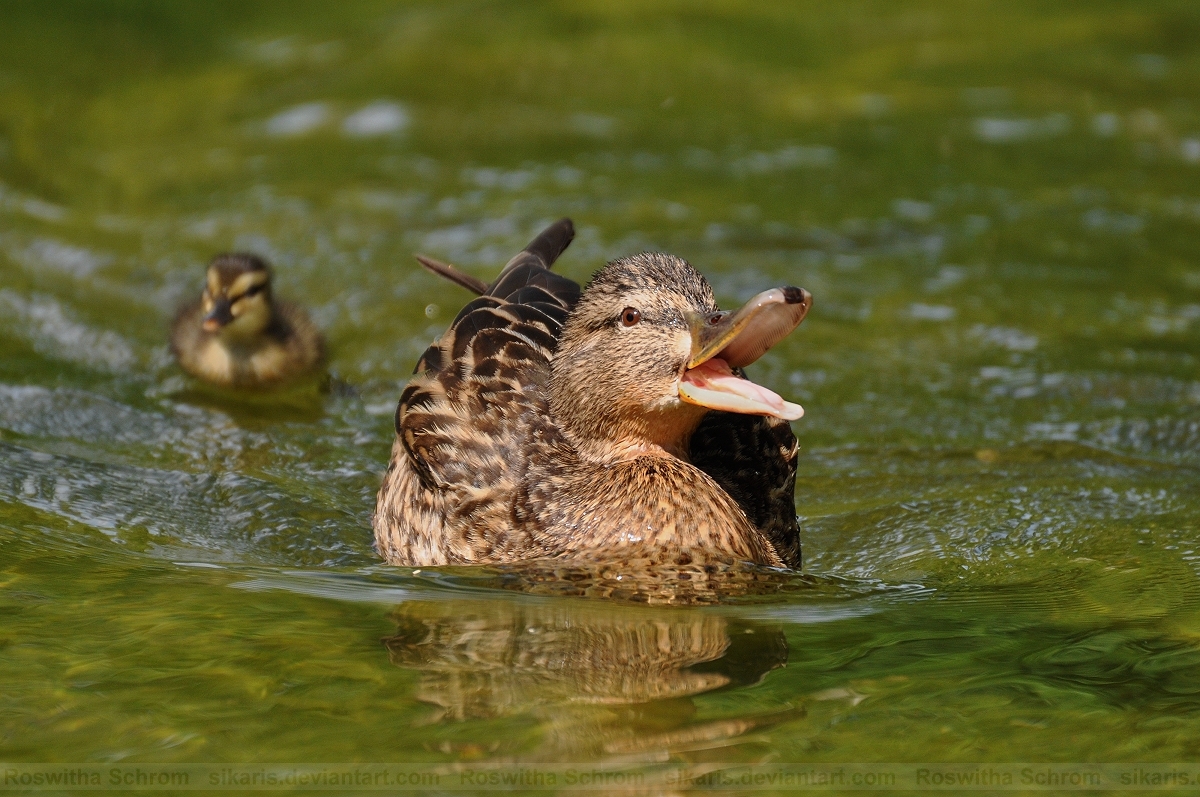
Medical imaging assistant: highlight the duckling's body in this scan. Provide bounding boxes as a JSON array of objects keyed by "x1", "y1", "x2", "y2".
[
  {"x1": 374, "y1": 219, "x2": 809, "y2": 569},
  {"x1": 171, "y1": 254, "x2": 323, "y2": 389}
]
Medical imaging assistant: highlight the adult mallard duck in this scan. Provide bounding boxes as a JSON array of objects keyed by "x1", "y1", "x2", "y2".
[
  {"x1": 374, "y1": 219, "x2": 810, "y2": 569},
  {"x1": 171, "y1": 253, "x2": 324, "y2": 389}
]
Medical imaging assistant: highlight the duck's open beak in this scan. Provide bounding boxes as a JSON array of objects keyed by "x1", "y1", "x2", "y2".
[
  {"x1": 202, "y1": 299, "x2": 234, "y2": 332},
  {"x1": 678, "y1": 287, "x2": 811, "y2": 420}
]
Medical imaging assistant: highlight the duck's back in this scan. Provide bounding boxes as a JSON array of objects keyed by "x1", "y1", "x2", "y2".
[{"x1": 374, "y1": 221, "x2": 581, "y2": 564}]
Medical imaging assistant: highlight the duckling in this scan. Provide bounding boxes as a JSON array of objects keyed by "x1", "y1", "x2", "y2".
[
  {"x1": 170, "y1": 253, "x2": 324, "y2": 389},
  {"x1": 374, "y1": 219, "x2": 810, "y2": 569}
]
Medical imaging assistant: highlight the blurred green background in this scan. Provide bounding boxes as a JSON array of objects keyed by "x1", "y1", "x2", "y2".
[{"x1": 2, "y1": 0, "x2": 1199, "y2": 773}]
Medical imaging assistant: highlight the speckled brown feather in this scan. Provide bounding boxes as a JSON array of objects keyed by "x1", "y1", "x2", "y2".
[
  {"x1": 374, "y1": 218, "x2": 802, "y2": 568},
  {"x1": 375, "y1": 220, "x2": 580, "y2": 564},
  {"x1": 519, "y1": 451, "x2": 785, "y2": 567}
]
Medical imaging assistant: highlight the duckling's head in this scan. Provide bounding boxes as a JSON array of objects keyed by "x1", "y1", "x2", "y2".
[
  {"x1": 549, "y1": 253, "x2": 810, "y2": 463},
  {"x1": 199, "y1": 254, "x2": 274, "y2": 340}
]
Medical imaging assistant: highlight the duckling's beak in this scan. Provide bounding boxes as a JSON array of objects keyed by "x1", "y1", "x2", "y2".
[
  {"x1": 679, "y1": 287, "x2": 811, "y2": 420},
  {"x1": 202, "y1": 299, "x2": 234, "y2": 332}
]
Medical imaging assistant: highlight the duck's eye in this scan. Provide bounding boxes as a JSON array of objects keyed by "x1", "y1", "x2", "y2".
[
  {"x1": 707, "y1": 312, "x2": 726, "y2": 325},
  {"x1": 242, "y1": 284, "x2": 264, "y2": 299},
  {"x1": 620, "y1": 307, "x2": 642, "y2": 327}
]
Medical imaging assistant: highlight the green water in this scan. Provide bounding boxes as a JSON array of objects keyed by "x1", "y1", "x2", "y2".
[{"x1": 2, "y1": 0, "x2": 1200, "y2": 785}]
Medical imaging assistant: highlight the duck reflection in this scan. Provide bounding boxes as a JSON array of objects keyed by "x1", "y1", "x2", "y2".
[
  {"x1": 488, "y1": 557, "x2": 819, "y2": 606},
  {"x1": 384, "y1": 596, "x2": 799, "y2": 759}
]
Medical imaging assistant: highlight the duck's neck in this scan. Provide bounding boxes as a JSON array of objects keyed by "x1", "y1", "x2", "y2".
[
  {"x1": 565, "y1": 408, "x2": 703, "y2": 465},
  {"x1": 547, "y1": 333, "x2": 712, "y2": 465},
  {"x1": 548, "y1": 381, "x2": 709, "y2": 466}
]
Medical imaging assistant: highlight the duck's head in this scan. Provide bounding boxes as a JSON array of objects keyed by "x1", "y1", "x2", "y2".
[
  {"x1": 199, "y1": 254, "x2": 274, "y2": 340},
  {"x1": 549, "y1": 253, "x2": 810, "y2": 463}
]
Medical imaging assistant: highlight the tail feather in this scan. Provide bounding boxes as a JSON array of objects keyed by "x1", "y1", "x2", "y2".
[
  {"x1": 518, "y1": 217, "x2": 575, "y2": 269},
  {"x1": 414, "y1": 218, "x2": 576, "y2": 298},
  {"x1": 415, "y1": 255, "x2": 489, "y2": 295},
  {"x1": 491, "y1": 218, "x2": 575, "y2": 288}
]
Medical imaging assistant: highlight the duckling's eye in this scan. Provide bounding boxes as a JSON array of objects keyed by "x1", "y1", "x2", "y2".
[
  {"x1": 242, "y1": 284, "x2": 264, "y2": 299},
  {"x1": 620, "y1": 307, "x2": 642, "y2": 327}
]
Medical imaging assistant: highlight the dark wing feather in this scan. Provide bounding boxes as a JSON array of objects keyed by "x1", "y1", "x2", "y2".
[
  {"x1": 690, "y1": 411, "x2": 801, "y2": 568},
  {"x1": 490, "y1": 217, "x2": 575, "y2": 291}
]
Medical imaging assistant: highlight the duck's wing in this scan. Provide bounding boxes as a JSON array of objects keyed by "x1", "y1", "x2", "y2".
[
  {"x1": 378, "y1": 220, "x2": 581, "y2": 563},
  {"x1": 690, "y1": 409, "x2": 802, "y2": 568},
  {"x1": 410, "y1": 218, "x2": 580, "y2": 375}
]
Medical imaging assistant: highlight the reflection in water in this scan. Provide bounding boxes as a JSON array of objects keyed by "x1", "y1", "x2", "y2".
[
  {"x1": 485, "y1": 558, "x2": 826, "y2": 606},
  {"x1": 384, "y1": 597, "x2": 799, "y2": 759}
]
